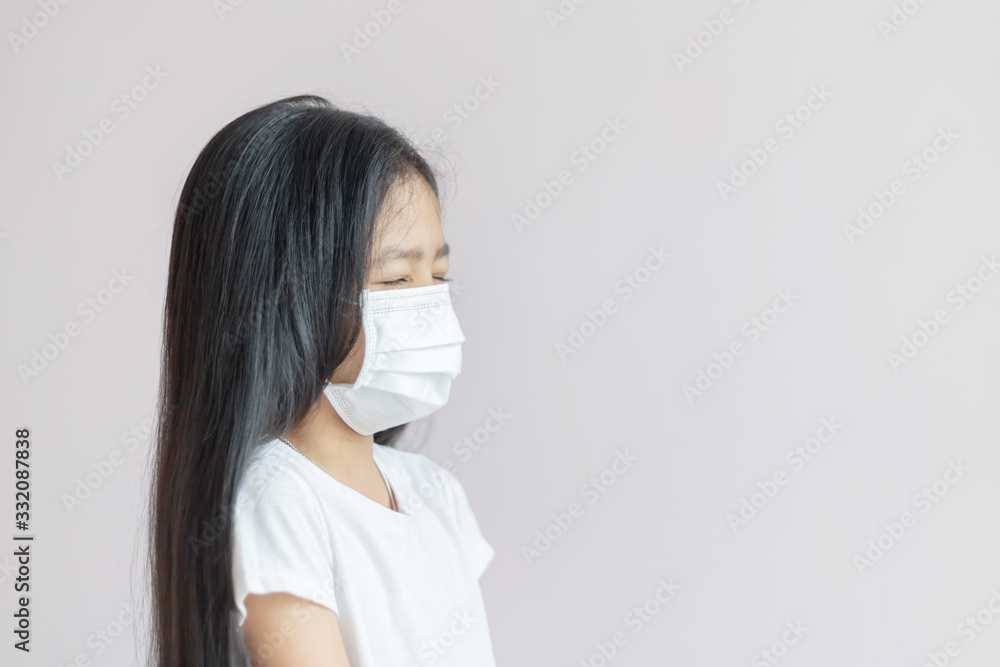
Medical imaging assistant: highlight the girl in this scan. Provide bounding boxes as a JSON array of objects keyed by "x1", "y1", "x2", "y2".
[{"x1": 148, "y1": 94, "x2": 496, "y2": 666}]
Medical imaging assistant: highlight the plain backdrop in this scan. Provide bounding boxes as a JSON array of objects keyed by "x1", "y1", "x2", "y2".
[{"x1": 2, "y1": 0, "x2": 1000, "y2": 665}]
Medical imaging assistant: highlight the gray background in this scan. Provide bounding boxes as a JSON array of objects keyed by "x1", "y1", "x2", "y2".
[{"x1": 2, "y1": 0, "x2": 999, "y2": 665}]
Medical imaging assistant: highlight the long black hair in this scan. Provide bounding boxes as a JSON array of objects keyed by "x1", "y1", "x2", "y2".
[{"x1": 146, "y1": 93, "x2": 440, "y2": 665}]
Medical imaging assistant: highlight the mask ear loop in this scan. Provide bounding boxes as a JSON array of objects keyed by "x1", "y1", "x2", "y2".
[{"x1": 354, "y1": 289, "x2": 377, "y2": 388}]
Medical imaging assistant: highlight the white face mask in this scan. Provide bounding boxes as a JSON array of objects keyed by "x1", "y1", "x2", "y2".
[{"x1": 323, "y1": 282, "x2": 465, "y2": 436}]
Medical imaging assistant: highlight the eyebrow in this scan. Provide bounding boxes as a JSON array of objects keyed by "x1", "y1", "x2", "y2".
[{"x1": 378, "y1": 242, "x2": 450, "y2": 264}]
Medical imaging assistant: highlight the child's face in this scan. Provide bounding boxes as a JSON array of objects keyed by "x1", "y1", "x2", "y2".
[{"x1": 330, "y1": 170, "x2": 451, "y2": 386}]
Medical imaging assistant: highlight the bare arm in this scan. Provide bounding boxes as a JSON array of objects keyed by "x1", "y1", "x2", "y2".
[{"x1": 241, "y1": 592, "x2": 352, "y2": 667}]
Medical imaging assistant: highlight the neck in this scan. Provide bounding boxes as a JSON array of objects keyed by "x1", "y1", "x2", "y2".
[{"x1": 283, "y1": 392, "x2": 375, "y2": 476}]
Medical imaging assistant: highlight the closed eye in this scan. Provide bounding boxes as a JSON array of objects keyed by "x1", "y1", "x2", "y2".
[{"x1": 382, "y1": 276, "x2": 451, "y2": 286}]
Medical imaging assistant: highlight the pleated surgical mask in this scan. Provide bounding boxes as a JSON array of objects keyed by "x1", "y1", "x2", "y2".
[{"x1": 323, "y1": 282, "x2": 465, "y2": 436}]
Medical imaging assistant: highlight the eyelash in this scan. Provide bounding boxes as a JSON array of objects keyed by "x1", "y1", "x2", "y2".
[{"x1": 383, "y1": 276, "x2": 450, "y2": 286}]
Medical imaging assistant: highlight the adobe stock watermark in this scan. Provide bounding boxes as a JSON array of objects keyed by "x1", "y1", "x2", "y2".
[
  {"x1": 544, "y1": 0, "x2": 591, "y2": 31},
  {"x1": 61, "y1": 415, "x2": 154, "y2": 514},
  {"x1": 222, "y1": 278, "x2": 467, "y2": 357},
  {"x1": 176, "y1": 158, "x2": 238, "y2": 225},
  {"x1": 339, "y1": 0, "x2": 418, "y2": 63},
  {"x1": 7, "y1": 0, "x2": 74, "y2": 54},
  {"x1": 51, "y1": 65, "x2": 169, "y2": 181},
  {"x1": 750, "y1": 620, "x2": 809, "y2": 667},
  {"x1": 886, "y1": 254, "x2": 997, "y2": 372},
  {"x1": 915, "y1": 587, "x2": 1000, "y2": 667},
  {"x1": 511, "y1": 116, "x2": 627, "y2": 233},
  {"x1": 877, "y1": 0, "x2": 935, "y2": 40},
  {"x1": 397, "y1": 464, "x2": 478, "y2": 518},
  {"x1": 852, "y1": 459, "x2": 970, "y2": 576},
  {"x1": 137, "y1": 158, "x2": 240, "y2": 296},
  {"x1": 555, "y1": 245, "x2": 671, "y2": 362},
  {"x1": 576, "y1": 577, "x2": 682, "y2": 667},
  {"x1": 212, "y1": 0, "x2": 248, "y2": 20},
  {"x1": 425, "y1": 75, "x2": 501, "y2": 146},
  {"x1": 716, "y1": 85, "x2": 834, "y2": 202},
  {"x1": 843, "y1": 125, "x2": 959, "y2": 244},
  {"x1": 521, "y1": 448, "x2": 639, "y2": 565},
  {"x1": 368, "y1": 279, "x2": 469, "y2": 370},
  {"x1": 17, "y1": 267, "x2": 136, "y2": 385},
  {"x1": 56, "y1": 598, "x2": 137, "y2": 666},
  {"x1": 672, "y1": 0, "x2": 763, "y2": 73},
  {"x1": 682, "y1": 288, "x2": 799, "y2": 404},
  {"x1": 190, "y1": 441, "x2": 304, "y2": 558},
  {"x1": 243, "y1": 573, "x2": 340, "y2": 664},
  {"x1": 405, "y1": 608, "x2": 480, "y2": 667},
  {"x1": 435, "y1": 407, "x2": 510, "y2": 475},
  {"x1": 726, "y1": 417, "x2": 845, "y2": 534}
]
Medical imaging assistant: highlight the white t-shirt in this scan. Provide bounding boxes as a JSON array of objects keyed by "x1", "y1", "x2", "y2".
[{"x1": 231, "y1": 438, "x2": 497, "y2": 666}]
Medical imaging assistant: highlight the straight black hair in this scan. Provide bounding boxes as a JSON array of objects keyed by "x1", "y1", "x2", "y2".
[{"x1": 146, "y1": 93, "x2": 439, "y2": 665}]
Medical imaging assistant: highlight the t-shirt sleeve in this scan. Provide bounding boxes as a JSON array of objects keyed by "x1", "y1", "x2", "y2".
[
  {"x1": 440, "y1": 468, "x2": 495, "y2": 580},
  {"x1": 231, "y1": 470, "x2": 338, "y2": 627}
]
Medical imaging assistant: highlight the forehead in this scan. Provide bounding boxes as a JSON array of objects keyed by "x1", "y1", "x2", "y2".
[{"x1": 373, "y1": 172, "x2": 444, "y2": 259}]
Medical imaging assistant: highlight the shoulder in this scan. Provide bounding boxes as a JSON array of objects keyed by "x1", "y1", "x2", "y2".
[
  {"x1": 231, "y1": 440, "x2": 332, "y2": 563},
  {"x1": 230, "y1": 442, "x2": 339, "y2": 626},
  {"x1": 235, "y1": 439, "x2": 321, "y2": 517}
]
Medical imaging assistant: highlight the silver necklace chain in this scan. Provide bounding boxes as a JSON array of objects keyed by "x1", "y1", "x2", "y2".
[{"x1": 278, "y1": 436, "x2": 397, "y2": 511}]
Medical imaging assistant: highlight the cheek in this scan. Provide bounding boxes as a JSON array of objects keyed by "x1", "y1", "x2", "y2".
[{"x1": 330, "y1": 328, "x2": 366, "y2": 385}]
